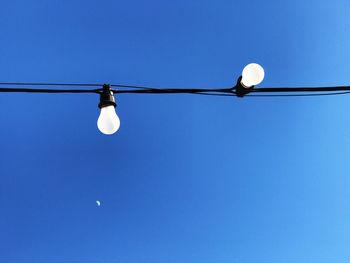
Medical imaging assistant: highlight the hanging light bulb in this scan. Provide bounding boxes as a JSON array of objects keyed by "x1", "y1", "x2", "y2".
[
  {"x1": 97, "y1": 85, "x2": 120, "y2": 135},
  {"x1": 241, "y1": 63, "x2": 265, "y2": 88}
]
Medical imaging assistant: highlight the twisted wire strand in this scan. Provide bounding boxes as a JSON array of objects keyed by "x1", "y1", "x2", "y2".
[{"x1": 1, "y1": 82, "x2": 350, "y2": 97}]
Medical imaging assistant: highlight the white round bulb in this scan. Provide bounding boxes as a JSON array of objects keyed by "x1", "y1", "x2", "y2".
[
  {"x1": 241, "y1": 63, "x2": 265, "y2": 88},
  {"x1": 97, "y1": 105, "x2": 120, "y2": 135}
]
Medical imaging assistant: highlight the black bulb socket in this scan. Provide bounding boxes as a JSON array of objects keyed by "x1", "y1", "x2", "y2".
[
  {"x1": 235, "y1": 76, "x2": 254, "y2": 97},
  {"x1": 98, "y1": 84, "x2": 116, "y2": 108}
]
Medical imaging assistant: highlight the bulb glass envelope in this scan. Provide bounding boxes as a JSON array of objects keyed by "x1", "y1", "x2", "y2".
[{"x1": 241, "y1": 63, "x2": 265, "y2": 88}]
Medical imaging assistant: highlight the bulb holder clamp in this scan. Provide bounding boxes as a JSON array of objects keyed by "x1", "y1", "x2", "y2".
[
  {"x1": 235, "y1": 76, "x2": 254, "y2": 97},
  {"x1": 98, "y1": 84, "x2": 116, "y2": 108}
]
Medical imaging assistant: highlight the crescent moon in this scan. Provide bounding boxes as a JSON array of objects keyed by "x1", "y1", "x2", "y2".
[{"x1": 96, "y1": 200, "x2": 101, "y2": 206}]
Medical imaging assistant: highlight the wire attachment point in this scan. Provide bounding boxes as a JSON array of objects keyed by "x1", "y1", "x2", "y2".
[
  {"x1": 234, "y1": 76, "x2": 254, "y2": 97},
  {"x1": 98, "y1": 84, "x2": 116, "y2": 108}
]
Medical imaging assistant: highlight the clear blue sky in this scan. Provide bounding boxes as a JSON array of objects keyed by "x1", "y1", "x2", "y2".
[{"x1": 1, "y1": 0, "x2": 350, "y2": 262}]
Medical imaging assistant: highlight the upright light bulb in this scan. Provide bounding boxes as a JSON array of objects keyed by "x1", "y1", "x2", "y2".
[
  {"x1": 97, "y1": 84, "x2": 120, "y2": 135},
  {"x1": 241, "y1": 63, "x2": 265, "y2": 88},
  {"x1": 97, "y1": 105, "x2": 120, "y2": 135}
]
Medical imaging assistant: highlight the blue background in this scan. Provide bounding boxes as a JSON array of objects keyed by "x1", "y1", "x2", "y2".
[{"x1": 1, "y1": 0, "x2": 350, "y2": 262}]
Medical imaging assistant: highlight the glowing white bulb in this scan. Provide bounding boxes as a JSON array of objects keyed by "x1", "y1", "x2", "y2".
[
  {"x1": 241, "y1": 63, "x2": 265, "y2": 88},
  {"x1": 97, "y1": 105, "x2": 120, "y2": 135}
]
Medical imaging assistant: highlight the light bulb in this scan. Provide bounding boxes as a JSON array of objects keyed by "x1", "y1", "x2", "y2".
[
  {"x1": 241, "y1": 63, "x2": 265, "y2": 88},
  {"x1": 97, "y1": 105, "x2": 120, "y2": 135}
]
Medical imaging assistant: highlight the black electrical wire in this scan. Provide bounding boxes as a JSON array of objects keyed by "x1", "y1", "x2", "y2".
[
  {"x1": 0, "y1": 85, "x2": 235, "y2": 96},
  {"x1": 0, "y1": 87, "x2": 102, "y2": 94},
  {"x1": 190, "y1": 92, "x2": 236, "y2": 97},
  {"x1": 0, "y1": 82, "x2": 167, "y2": 91},
  {"x1": 252, "y1": 86, "x2": 350, "y2": 93},
  {"x1": 111, "y1": 87, "x2": 233, "y2": 94},
  {"x1": 0, "y1": 82, "x2": 234, "y2": 95},
  {"x1": 110, "y1": 83, "x2": 230, "y2": 91},
  {"x1": 246, "y1": 91, "x2": 350, "y2": 97},
  {"x1": 0, "y1": 82, "x2": 104, "y2": 87},
  {"x1": 1, "y1": 82, "x2": 350, "y2": 97}
]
